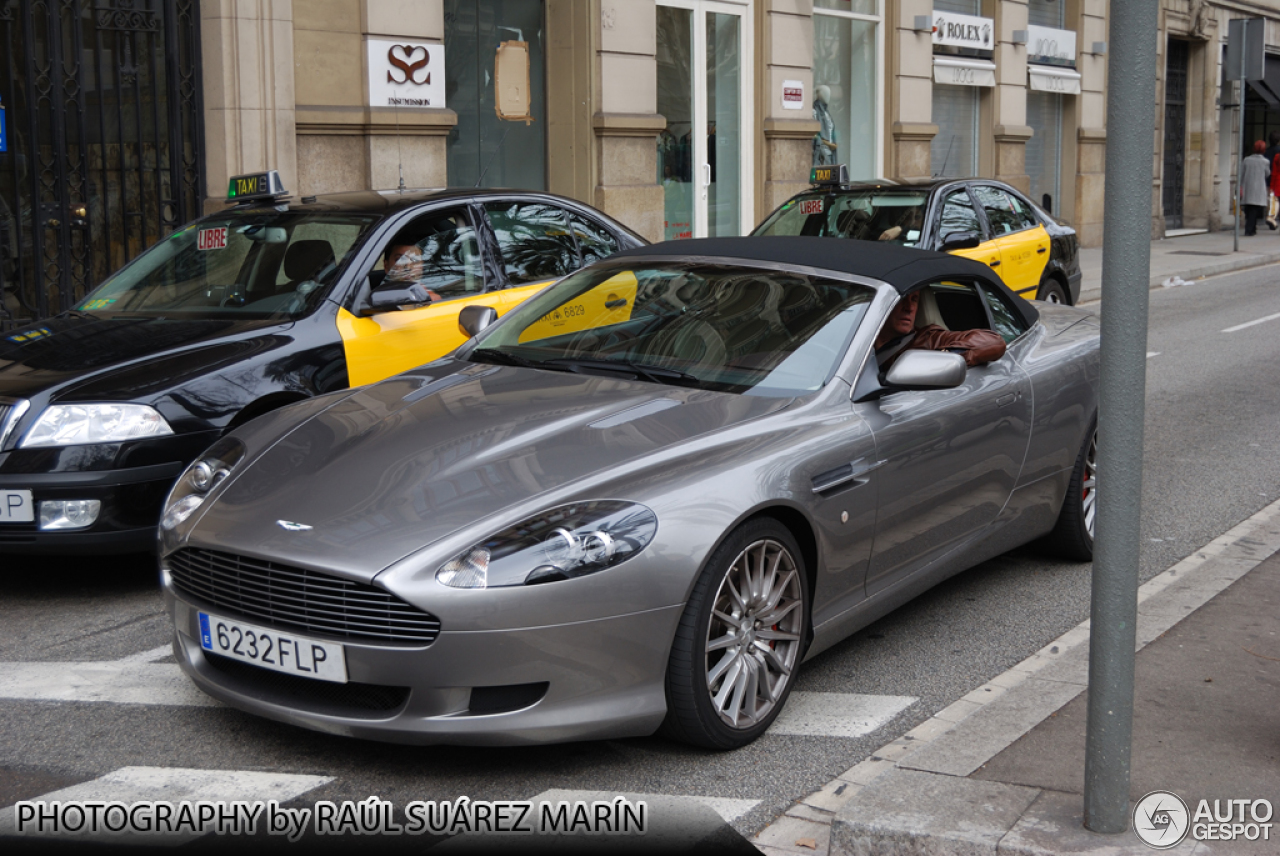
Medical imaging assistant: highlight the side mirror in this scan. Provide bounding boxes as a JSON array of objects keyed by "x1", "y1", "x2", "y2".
[
  {"x1": 361, "y1": 282, "x2": 434, "y2": 315},
  {"x1": 458, "y1": 304, "x2": 498, "y2": 338},
  {"x1": 939, "y1": 230, "x2": 981, "y2": 251},
  {"x1": 884, "y1": 350, "x2": 966, "y2": 391}
]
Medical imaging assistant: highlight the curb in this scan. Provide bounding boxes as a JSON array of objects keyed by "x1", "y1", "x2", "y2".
[
  {"x1": 751, "y1": 496, "x2": 1280, "y2": 856},
  {"x1": 1076, "y1": 249, "x2": 1280, "y2": 306}
]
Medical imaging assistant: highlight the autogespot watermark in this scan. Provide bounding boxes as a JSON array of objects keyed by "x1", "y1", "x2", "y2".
[
  {"x1": 13, "y1": 796, "x2": 649, "y2": 841},
  {"x1": 1133, "y1": 791, "x2": 1274, "y2": 849}
]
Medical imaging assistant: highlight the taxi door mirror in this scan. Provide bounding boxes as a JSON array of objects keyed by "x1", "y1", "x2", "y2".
[
  {"x1": 459, "y1": 305, "x2": 498, "y2": 338},
  {"x1": 362, "y1": 283, "x2": 434, "y2": 315},
  {"x1": 940, "y1": 231, "x2": 981, "y2": 251}
]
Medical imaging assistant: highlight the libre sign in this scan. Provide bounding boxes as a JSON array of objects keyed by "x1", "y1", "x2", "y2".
[{"x1": 367, "y1": 38, "x2": 446, "y2": 108}]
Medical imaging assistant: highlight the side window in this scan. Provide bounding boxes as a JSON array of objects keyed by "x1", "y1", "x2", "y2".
[
  {"x1": 485, "y1": 201, "x2": 580, "y2": 285},
  {"x1": 924, "y1": 281, "x2": 989, "y2": 332},
  {"x1": 1004, "y1": 192, "x2": 1039, "y2": 231},
  {"x1": 938, "y1": 190, "x2": 982, "y2": 241},
  {"x1": 977, "y1": 281, "x2": 1029, "y2": 343},
  {"x1": 372, "y1": 207, "x2": 484, "y2": 302},
  {"x1": 565, "y1": 211, "x2": 620, "y2": 265},
  {"x1": 973, "y1": 185, "x2": 1035, "y2": 236}
]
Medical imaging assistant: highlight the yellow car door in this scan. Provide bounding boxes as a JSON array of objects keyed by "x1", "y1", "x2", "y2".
[
  {"x1": 971, "y1": 185, "x2": 1051, "y2": 297},
  {"x1": 936, "y1": 187, "x2": 1003, "y2": 276},
  {"x1": 337, "y1": 205, "x2": 553, "y2": 386}
]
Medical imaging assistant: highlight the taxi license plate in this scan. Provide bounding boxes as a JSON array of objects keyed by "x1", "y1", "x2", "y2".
[
  {"x1": 198, "y1": 611, "x2": 348, "y2": 683},
  {"x1": 0, "y1": 489, "x2": 34, "y2": 523}
]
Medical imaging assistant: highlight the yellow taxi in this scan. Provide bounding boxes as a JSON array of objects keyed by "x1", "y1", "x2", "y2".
[
  {"x1": 753, "y1": 165, "x2": 1081, "y2": 304},
  {"x1": 0, "y1": 172, "x2": 643, "y2": 553}
]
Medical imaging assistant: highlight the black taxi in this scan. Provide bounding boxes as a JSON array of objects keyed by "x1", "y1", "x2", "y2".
[
  {"x1": 753, "y1": 165, "x2": 1081, "y2": 304},
  {"x1": 0, "y1": 172, "x2": 644, "y2": 553}
]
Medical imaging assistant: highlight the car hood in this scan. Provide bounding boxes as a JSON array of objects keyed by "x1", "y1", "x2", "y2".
[
  {"x1": 0, "y1": 314, "x2": 293, "y2": 401},
  {"x1": 189, "y1": 361, "x2": 792, "y2": 579}
]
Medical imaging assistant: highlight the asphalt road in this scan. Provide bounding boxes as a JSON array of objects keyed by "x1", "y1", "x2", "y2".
[{"x1": 3, "y1": 261, "x2": 1279, "y2": 848}]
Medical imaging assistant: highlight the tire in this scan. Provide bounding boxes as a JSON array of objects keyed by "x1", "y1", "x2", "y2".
[
  {"x1": 660, "y1": 519, "x2": 809, "y2": 749},
  {"x1": 1036, "y1": 277, "x2": 1069, "y2": 304},
  {"x1": 1042, "y1": 423, "x2": 1097, "y2": 561}
]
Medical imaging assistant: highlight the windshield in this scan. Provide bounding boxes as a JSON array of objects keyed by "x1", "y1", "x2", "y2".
[
  {"x1": 754, "y1": 189, "x2": 930, "y2": 247},
  {"x1": 468, "y1": 262, "x2": 874, "y2": 396},
  {"x1": 77, "y1": 211, "x2": 378, "y2": 318}
]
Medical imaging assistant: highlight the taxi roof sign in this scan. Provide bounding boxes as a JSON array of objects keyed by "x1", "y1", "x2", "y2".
[
  {"x1": 227, "y1": 170, "x2": 287, "y2": 203},
  {"x1": 810, "y1": 164, "x2": 849, "y2": 186}
]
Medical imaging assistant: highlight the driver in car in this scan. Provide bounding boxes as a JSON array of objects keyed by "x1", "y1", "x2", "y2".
[
  {"x1": 874, "y1": 290, "x2": 1005, "y2": 370},
  {"x1": 382, "y1": 242, "x2": 442, "y2": 302}
]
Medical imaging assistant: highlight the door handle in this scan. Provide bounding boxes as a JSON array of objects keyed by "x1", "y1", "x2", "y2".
[
  {"x1": 989, "y1": 259, "x2": 1001, "y2": 267},
  {"x1": 1037, "y1": 246, "x2": 1047, "y2": 254},
  {"x1": 996, "y1": 392, "x2": 1017, "y2": 407}
]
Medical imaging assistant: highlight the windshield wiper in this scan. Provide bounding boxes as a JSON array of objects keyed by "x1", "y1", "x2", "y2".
[
  {"x1": 542, "y1": 357, "x2": 701, "y2": 387},
  {"x1": 468, "y1": 348, "x2": 542, "y2": 369}
]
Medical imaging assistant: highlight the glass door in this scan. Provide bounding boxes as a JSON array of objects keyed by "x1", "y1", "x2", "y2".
[{"x1": 657, "y1": 1, "x2": 751, "y2": 240}]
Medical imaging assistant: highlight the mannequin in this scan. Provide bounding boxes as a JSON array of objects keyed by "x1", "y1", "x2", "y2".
[{"x1": 812, "y1": 84, "x2": 837, "y2": 166}]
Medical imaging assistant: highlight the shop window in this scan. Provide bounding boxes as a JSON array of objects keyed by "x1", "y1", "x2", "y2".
[
  {"x1": 813, "y1": 3, "x2": 880, "y2": 179},
  {"x1": 444, "y1": 0, "x2": 547, "y2": 189},
  {"x1": 931, "y1": 86, "x2": 979, "y2": 177}
]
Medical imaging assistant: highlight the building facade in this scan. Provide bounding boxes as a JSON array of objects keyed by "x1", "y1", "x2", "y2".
[{"x1": 8, "y1": 0, "x2": 1280, "y2": 325}]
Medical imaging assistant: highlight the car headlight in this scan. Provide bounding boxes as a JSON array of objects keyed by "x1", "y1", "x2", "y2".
[
  {"x1": 160, "y1": 437, "x2": 246, "y2": 531},
  {"x1": 436, "y1": 501, "x2": 658, "y2": 589},
  {"x1": 21, "y1": 403, "x2": 174, "y2": 447}
]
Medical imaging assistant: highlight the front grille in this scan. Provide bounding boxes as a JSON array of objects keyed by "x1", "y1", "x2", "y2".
[
  {"x1": 204, "y1": 652, "x2": 411, "y2": 717},
  {"x1": 169, "y1": 547, "x2": 441, "y2": 645}
]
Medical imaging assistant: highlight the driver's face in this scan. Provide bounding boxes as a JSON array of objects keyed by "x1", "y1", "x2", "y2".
[
  {"x1": 385, "y1": 244, "x2": 422, "y2": 277},
  {"x1": 884, "y1": 291, "x2": 919, "y2": 338}
]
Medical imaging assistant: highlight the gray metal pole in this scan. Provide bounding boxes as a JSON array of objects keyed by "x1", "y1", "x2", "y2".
[
  {"x1": 1236, "y1": 52, "x2": 1245, "y2": 251},
  {"x1": 1083, "y1": 0, "x2": 1159, "y2": 835}
]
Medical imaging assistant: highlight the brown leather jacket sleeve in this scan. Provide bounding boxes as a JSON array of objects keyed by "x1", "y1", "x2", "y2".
[{"x1": 908, "y1": 325, "x2": 1007, "y2": 367}]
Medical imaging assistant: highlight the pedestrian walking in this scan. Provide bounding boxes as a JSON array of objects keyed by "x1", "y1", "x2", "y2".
[
  {"x1": 1240, "y1": 140, "x2": 1271, "y2": 236},
  {"x1": 1267, "y1": 130, "x2": 1280, "y2": 228}
]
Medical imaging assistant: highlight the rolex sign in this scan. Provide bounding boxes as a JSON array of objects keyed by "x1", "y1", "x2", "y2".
[{"x1": 367, "y1": 39, "x2": 446, "y2": 109}]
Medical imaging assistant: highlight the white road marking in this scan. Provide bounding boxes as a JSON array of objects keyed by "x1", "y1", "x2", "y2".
[
  {"x1": 1222, "y1": 311, "x2": 1280, "y2": 333},
  {"x1": 0, "y1": 766, "x2": 332, "y2": 845},
  {"x1": 767, "y1": 691, "x2": 917, "y2": 738},
  {"x1": 1147, "y1": 351, "x2": 1160, "y2": 358},
  {"x1": 0, "y1": 661, "x2": 217, "y2": 707},
  {"x1": 117, "y1": 644, "x2": 175, "y2": 664}
]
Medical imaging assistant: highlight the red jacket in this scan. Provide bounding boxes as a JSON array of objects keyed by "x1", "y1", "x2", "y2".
[{"x1": 877, "y1": 325, "x2": 1006, "y2": 370}]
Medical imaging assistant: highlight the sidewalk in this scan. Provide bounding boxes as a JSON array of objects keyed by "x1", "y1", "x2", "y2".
[
  {"x1": 751, "y1": 499, "x2": 1280, "y2": 856},
  {"x1": 1077, "y1": 227, "x2": 1280, "y2": 304}
]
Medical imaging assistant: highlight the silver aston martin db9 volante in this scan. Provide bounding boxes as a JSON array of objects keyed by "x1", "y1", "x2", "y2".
[{"x1": 160, "y1": 238, "x2": 1099, "y2": 749}]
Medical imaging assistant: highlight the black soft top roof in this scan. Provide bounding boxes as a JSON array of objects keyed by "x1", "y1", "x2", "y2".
[{"x1": 610, "y1": 236, "x2": 1039, "y2": 326}]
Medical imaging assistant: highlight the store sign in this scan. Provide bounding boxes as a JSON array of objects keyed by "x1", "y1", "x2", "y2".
[
  {"x1": 933, "y1": 58, "x2": 997, "y2": 88},
  {"x1": 782, "y1": 80, "x2": 804, "y2": 110},
  {"x1": 367, "y1": 38, "x2": 446, "y2": 108},
  {"x1": 1026, "y1": 25, "x2": 1077, "y2": 67},
  {"x1": 931, "y1": 11, "x2": 994, "y2": 51},
  {"x1": 1029, "y1": 67, "x2": 1081, "y2": 94}
]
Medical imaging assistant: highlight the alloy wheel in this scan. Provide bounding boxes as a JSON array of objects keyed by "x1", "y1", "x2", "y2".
[{"x1": 703, "y1": 538, "x2": 804, "y2": 729}]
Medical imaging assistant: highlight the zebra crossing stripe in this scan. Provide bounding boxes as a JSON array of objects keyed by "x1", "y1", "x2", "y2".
[
  {"x1": 0, "y1": 661, "x2": 217, "y2": 707},
  {"x1": 0, "y1": 766, "x2": 333, "y2": 846},
  {"x1": 767, "y1": 691, "x2": 917, "y2": 738}
]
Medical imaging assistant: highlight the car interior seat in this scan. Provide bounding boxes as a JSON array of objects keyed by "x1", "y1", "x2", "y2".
[
  {"x1": 281, "y1": 240, "x2": 336, "y2": 293},
  {"x1": 915, "y1": 287, "x2": 948, "y2": 330}
]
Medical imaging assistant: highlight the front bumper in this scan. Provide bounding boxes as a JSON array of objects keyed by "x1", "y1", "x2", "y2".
[
  {"x1": 166, "y1": 585, "x2": 683, "y2": 746},
  {"x1": 0, "y1": 460, "x2": 186, "y2": 553},
  {"x1": 0, "y1": 429, "x2": 222, "y2": 553}
]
